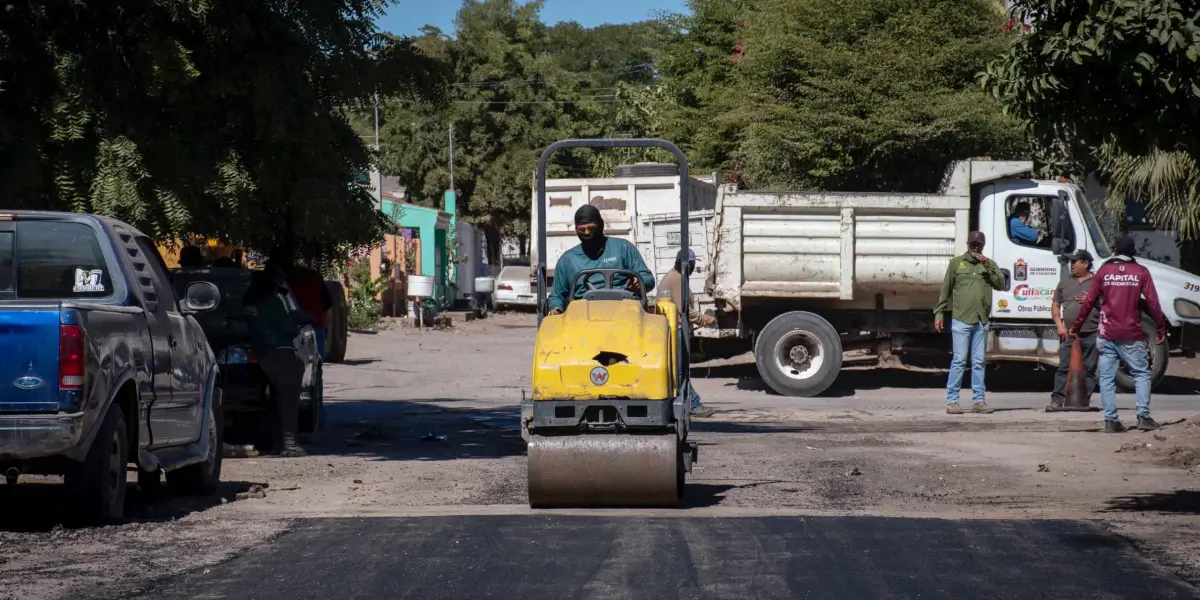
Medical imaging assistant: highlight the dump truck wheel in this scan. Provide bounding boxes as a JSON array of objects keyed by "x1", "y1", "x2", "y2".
[{"x1": 755, "y1": 311, "x2": 843, "y2": 397}]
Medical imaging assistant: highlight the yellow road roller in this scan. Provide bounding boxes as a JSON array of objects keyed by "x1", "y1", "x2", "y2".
[{"x1": 521, "y1": 139, "x2": 699, "y2": 508}]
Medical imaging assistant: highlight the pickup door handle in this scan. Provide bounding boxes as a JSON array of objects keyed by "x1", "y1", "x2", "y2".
[{"x1": 169, "y1": 335, "x2": 178, "y2": 348}]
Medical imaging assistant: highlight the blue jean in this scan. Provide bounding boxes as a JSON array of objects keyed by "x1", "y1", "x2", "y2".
[
  {"x1": 947, "y1": 319, "x2": 988, "y2": 405},
  {"x1": 1098, "y1": 338, "x2": 1151, "y2": 422},
  {"x1": 314, "y1": 326, "x2": 327, "y2": 361},
  {"x1": 688, "y1": 384, "x2": 703, "y2": 412}
]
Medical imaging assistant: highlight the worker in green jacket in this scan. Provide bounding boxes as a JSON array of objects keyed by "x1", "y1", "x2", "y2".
[
  {"x1": 933, "y1": 231, "x2": 1006, "y2": 415},
  {"x1": 244, "y1": 264, "x2": 313, "y2": 457},
  {"x1": 547, "y1": 205, "x2": 654, "y2": 315}
]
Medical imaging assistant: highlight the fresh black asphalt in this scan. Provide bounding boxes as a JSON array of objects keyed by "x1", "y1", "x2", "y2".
[{"x1": 134, "y1": 516, "x2": 1199, "y2": 600}]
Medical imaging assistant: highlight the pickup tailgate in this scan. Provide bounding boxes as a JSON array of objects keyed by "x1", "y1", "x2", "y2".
[{"x1": 0, "y1": 308, "x2": 61, "y2": 412}]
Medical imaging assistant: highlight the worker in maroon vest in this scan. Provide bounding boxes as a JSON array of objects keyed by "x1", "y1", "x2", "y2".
[{"x1": 1070, "y1": 236, "x2": 1167, "y2": 433}]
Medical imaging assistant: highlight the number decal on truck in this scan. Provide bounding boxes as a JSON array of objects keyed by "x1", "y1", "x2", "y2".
[{"x1": 1186, "y1": 281, "x2": 1200, "y2": 292}]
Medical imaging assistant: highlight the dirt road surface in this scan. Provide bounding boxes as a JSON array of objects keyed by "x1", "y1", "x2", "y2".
[{"x1": 1, "y1": 311, "x2": 1197, "y2": 599}]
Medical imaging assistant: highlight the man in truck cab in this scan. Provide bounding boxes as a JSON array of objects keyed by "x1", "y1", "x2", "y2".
[
  {"x1": 1070, "y1": 235, "x2": 1167, "y2": 433},
  {"x1": 1009, "y1": 202, "x2": 1042, "y2": 247},
  {"x1": 546, "y1": 204, "x2": 654, "y2": 315},
  {"x1": 934, "y1": 231, "x2": 1006, "y2": 415}
]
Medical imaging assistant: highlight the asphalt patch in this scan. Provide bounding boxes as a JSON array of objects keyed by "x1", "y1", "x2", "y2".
[{"x1": 131, "y1": 516, "x2": 1199, "y2": 600}]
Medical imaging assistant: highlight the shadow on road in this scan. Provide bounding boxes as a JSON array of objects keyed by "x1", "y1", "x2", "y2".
[
  {"x1": 0, "y1": 478, "x2": 260, "y2": 532},
  {"x1": 294, "y1": 398, "x2": 527, "y2": 463},
  {"x1": 1103, "y1": 490, "x2": 1200, "y2": 515}
]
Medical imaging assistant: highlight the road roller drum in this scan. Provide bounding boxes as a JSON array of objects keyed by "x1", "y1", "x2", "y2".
[{"x1": 527, "y1": 433, "x2": 682, "y2": 508}]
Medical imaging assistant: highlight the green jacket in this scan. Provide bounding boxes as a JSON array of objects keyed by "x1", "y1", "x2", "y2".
[
  {"x1": 548, "y1": 237, "x2": 655, "y2": 311},
  {"x1": 247, "y1": 292, "x2": 307, "y2": 356},
  {"x1": 934, "y1": 252, "x2": 1006, "y2": 325}
]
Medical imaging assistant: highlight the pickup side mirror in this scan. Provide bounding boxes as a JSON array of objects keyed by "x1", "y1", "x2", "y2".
[{"x1": 181, "y1": 281, "x2": 220, "y2": 313}]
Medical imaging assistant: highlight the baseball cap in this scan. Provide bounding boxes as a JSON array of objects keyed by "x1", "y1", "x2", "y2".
[
  {"x1": 967, "y1": 231, "x2": 986, "y2": 246},
  {"x1": 1069, "y1": 249, "x2": 1093, "y2": 263},
  {"x1": 677, "y1": 248, "x2": 696, "y2": 262}
]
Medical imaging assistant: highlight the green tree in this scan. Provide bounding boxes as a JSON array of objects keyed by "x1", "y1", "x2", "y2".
[
  {"x1": 0, "y1": 0, "x2": 440, "y2": 255},
  {"x1": 983, "y1": 1, "x2": 1200, "y2": 241},
  {"x1": 651, "y1": 0, "x2": 751, "y2": 177},
  {"x1": 378, "y1": 0, "x2": 662, "y2": 258},
  {"x1": 724, "y1": 0, "x2": 1026, "y2": 192}
]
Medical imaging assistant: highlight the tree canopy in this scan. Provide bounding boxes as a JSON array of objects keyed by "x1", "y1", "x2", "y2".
[
  {"x1": 983, "y1": 0, "x2": 1200, "y2": 159},
  {"x1": 0, "y1": 0, "x2": 440, "y2": 254},
  {"x1": 377, "y1": 0, "x2": 662, "y2": 246},
  {"x1": 709, "y1": 0, "x2": 1025, "y2": 192}
]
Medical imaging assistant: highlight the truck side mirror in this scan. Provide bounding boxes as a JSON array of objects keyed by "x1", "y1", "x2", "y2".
[{"x1": 1050, "y1": 194, "x2": 1076, "y2": 255}]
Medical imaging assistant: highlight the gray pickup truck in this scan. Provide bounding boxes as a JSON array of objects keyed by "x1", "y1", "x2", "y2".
[{"x1": 0, "y1": 212, "x2": 224, "y2": 522}]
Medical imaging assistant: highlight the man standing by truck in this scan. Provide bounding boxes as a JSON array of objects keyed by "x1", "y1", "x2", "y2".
[
  {"x1": 1071, "y1": 236, "x2": 1167, "y2": 433},
  {"x1": 1048, "y1": 249, "x2": 1099, "y2": 411},
  {"x1": 658, "y1": 249, "x2": 718, "y2": 418},
  {"x1": 934, "y1": 231, "x2": 1006, "y2": 414}
]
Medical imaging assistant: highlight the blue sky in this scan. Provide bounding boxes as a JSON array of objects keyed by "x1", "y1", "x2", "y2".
[{"x1": 378, "y1": 0, "x2": 686, "y2": 36}]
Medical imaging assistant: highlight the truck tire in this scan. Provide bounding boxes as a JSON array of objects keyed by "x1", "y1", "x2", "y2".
[
  {"x1": 65, "y1": 404, "x2": 129, "y2": 523},
  {"x1": 169, "y1": 388, "x2": 224, "y2": 495},
  {"x1": 324, "y1": 280, "x2": 348, "y2": 363},
  {"x1": 1115, "y1": 313, "x2": 1168, "y2": 393},
  {"x1": 299, "y1": 364, "x2": 323, "y2": 434},
  {"x1": 754, "y1": 311, "x2": 843, "y2": 397}
]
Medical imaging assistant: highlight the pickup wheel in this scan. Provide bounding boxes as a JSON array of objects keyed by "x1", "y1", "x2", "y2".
[
  {"x1": 754, "y1": 311, "x2": 843, "y2": 398},
  {"x1": 299, "y1": 363, "x2": 324, "y2": 434},
  {"x1": 1115, "y1": 313, "x2": 1168, "y2": 393},
  {"x1": 65, "y1": 404, "x2": 129, "y2": 523},
  {"x1": 169, "y1": 388, "x2": 224, "y2": 496}
]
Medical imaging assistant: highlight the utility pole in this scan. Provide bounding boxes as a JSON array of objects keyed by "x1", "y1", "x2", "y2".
[
  {"x1": 448, "y1": 123, "x2": 455, "y2": 193},
  {"x1": 372, "y1": 93, "x2": 382, "y2": 210}
]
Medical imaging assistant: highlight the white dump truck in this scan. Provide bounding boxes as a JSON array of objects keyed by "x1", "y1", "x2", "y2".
[{"x1": 533, "y1": 159, "x2": 1200, "y2": 397}]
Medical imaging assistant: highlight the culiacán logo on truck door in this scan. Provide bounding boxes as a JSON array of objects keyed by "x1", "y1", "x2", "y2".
[{"x1": 1013, "y1": 284, "x2": 1053, "y2": 302}]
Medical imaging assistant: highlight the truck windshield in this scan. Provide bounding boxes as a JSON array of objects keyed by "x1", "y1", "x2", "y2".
[
  {"x1": 10, "y1": 221, "x2": 114, "y2": 299},
  {"x1": 1075, "y1": 189, "x2": 1112, "y2": 259}
]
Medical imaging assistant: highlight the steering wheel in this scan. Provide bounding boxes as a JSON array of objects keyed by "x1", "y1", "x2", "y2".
[{"x1": 567, "y1": 269, "x2": 646, "y2": 303}]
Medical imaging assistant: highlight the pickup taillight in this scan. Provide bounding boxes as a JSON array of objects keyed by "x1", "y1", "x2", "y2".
[
  {"x1": 59, "y1": 324, "x2": 85, "y2": 390},
  {"x1": 498, "y1": 283, "x2": 514, "y2": 291}
]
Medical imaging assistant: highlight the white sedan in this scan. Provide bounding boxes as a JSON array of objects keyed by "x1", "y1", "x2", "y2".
[{"x1": 494, "y1": 265, "x2": 537, "y2": 309}]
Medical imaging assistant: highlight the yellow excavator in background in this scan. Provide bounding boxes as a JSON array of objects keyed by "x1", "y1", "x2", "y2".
[{"x1": 521, "y1": 139, "x2": 699, "y2": 508}]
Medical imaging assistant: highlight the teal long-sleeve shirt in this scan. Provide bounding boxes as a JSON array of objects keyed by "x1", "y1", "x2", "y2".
[{"x1": 548, "y1": 237, "x2": 655, "y2": 310}]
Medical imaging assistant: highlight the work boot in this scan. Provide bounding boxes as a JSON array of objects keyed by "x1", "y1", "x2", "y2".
[
  {"x1": 1045, "y1": 402, "x2": 1065, "y2": 413},
  {"x1": 280, "y1": 433, "x2": 307, "y2": 458},
  {"x1": 972, "y1": 402, "x2": 995, "y2": 414},
  {"x1": 691, "y1": 406, "x2": 716, "y2": 419},
  {"x1": 946, "y1": 403, "x2": 964, "y2": 415},
  {"x1": 1137, "y1": 416, "x2": 1161, "y2": 431},
  {"x1": 1105, "y1": 420, "x2": 1127, "y2": 434}
]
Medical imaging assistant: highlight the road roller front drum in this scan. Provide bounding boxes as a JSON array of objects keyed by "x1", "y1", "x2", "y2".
[{"x1": 527, "y1": 434, "x2": 687, "y2": 508}]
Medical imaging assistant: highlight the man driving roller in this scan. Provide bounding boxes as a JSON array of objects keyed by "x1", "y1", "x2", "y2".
[{"x1": 547, "y1": 204, "x2": 655, "y2": 315}]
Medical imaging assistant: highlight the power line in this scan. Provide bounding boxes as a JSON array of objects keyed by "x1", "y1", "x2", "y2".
[{"x1": 448, "y1": 63, "x2": 655, "y2": 88}]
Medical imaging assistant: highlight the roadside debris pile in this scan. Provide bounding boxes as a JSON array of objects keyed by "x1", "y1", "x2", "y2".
[{"x1": 1115, "y1": 419, "x2": 1199, "y2": 469}]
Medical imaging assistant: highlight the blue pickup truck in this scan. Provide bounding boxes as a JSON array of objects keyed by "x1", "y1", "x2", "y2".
[{"x1": 0, "y1": 212, "x2": 224, "y2": 522}]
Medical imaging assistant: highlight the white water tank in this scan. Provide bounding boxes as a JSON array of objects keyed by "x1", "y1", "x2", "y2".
[{"x1": 408, "y1": 275, "x2": 434, "y2": 298}]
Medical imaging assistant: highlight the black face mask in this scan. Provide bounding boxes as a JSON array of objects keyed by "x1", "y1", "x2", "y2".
[{"x1": 574, "y1": 205, "x2": 605, "y2": 257}]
